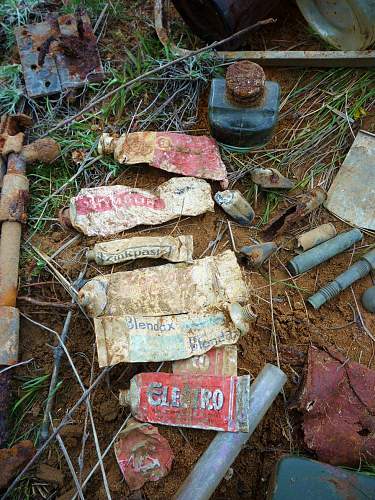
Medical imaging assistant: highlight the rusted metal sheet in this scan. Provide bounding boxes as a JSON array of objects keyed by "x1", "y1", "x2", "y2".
[
  {"x1": 0, "y1": 307, "x2": 19, "y2": 366},
  {"x1": 65, "y1": 177, "x2": 214, "y2": 237},
  {"x1": 325, "y1": 131, "x2": 375, "y2": 231},
  {"x1": 173, "y1": 345, "x2": 237, "y2": 376},
  {"x1": 119, "y1": 372, "x2": 251, "y2": 432},
  {"x1": 154, "y1": 0, "x2": 375, "y2": 67},
  {"x1": 297, "y1": 346, "x2": 375, "y2": 467},
  {"x1": 296, "y1": 223, "x2": 336, "y2": 251},
  {"x1": 95, "y1": 310, "x2": 240, "y2": 367},
  {"x1": 87, "y1": 235, "x2": 193, "y2": 265},
  {"x1": 114, "y1": 418, "x2": 174, "y2": 490},
  {"x1": 0, "y1": 440, "x2": 35, "y2": 489},
  {"x1": 78, "y1": 250, "x2": 247, "y2": 317},
  {"x1": 15, "y1": 13, "x2": 104, "y2": 97},
  {"x1": 263, "y1": 187, "x2": 326, "y2": 240},
  {"x1": 99, "y1": 132, "x2": 228, "y2": 187},
  {"x1": 250, "y1": 167, "x2": 294, "y2": 189}
]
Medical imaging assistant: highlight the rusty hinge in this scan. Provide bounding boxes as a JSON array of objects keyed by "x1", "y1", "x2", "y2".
[{"x1": 15, "y1": 12, "x2": 104, "y2": 98}]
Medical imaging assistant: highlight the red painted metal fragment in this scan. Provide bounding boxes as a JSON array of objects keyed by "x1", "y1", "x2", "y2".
[
  {"x1": 114, "y1": 418, "x2": 173, "y2": 490},
  {"x1": 298, "y1": 346, "x2": 375, "y2": 466}
]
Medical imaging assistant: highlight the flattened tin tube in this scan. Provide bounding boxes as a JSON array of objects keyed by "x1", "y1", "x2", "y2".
[
  {"x1": 287, "y1": 228, "x2": 363, "y2": 276},
  {"x1": 87, "y1": 235, "x2": 193, "y2": 265},
  {"x1": 214, "y1": 190, "x2": 255, "y2": 226},
  {"x1": 308, "y1": 248, "x2": 375, "y2": 309},
  {"x1": 119, "y1": 372, "x2": 251, "y2": 432},
  {"x1": 174, "y1": 364, "x2": 287, "y2": 500}
]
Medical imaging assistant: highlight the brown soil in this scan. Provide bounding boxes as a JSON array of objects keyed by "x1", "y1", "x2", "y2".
[{"x1": 9, "y1": 2, "x2": 375, "y2": 500}]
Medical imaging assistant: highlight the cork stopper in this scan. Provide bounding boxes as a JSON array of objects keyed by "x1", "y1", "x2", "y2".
[{"x1": 226, "y1": 61, "x2": 266, "y2": 105}]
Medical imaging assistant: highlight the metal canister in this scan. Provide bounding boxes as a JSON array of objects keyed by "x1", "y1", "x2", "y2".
[
  {"x1": 297, "y1": 0, "x2": 375, "y2": 50},
  {"x1": 171, "y1": 0, "x2": 280, "y2": 49},
  {"x1": 215, "y1": 190, "x2": 255, "y2": 226}
]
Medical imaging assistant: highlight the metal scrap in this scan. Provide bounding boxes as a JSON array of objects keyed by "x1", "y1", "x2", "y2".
[
  {"x1": 172, "y1": 345, "x2": 237, "y2": 376},
  {"x1": 297, "y1": 346, "x2": 375, "y2": 467},
  {"x1": 99, "y1": 132, "x2": 228, "y2": 187},
  {"x1": 262, "y1": 187, "x2": 326, "y2": 241},
  {"x1": 78, "y1": 250, "x2": 247, "y2": 317},
  {"x1": 0, "y1": 440, "x2": 35, "y2": 489},
  {"x1": 325, "y1": 131, "x2": 375, "y2": 231},
  {"x1": 15, "y1": 12, "x2": 104, "y2": 97},
  {"x1": 62, "y1": 177, "x2": 215, "y2": 237},
  {"x1": 251, "y1": 168, "x2": 294, "y2": 189},
  {"x1": 296, "y1": 223, "x2": 336, "y2": 251},
  {"x1": 95, "y1": 309, "x2": 241, "y2": 367},
  {"x1": 87, "y1": 235, "x2": 194, "y2": 265},
  {"x1": 114, "y1": 418, "x2": 174, "y2": 491}
]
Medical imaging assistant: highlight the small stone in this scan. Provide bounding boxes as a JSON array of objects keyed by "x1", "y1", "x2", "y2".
[
  {"x1": 99, "y1": 399, "x2": 119, "y2": 422},
  {"x1": 0, "y1": 440, "x2": 35, "y2": 489},
  {"x1": 36, "y1": 464, "x2": 64, "y2": 487}
]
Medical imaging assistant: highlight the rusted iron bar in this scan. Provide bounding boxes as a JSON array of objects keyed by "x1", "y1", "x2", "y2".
[{"x1": 0, "y1": 153, "x2": 27, "y2": 446}]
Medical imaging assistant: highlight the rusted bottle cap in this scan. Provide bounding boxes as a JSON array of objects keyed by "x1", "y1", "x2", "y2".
[{"x1": 226, "y1": 61, "x2": 266, "y2": 105}]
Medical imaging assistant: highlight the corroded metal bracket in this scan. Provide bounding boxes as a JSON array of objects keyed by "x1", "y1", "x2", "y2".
[
  {"x1": 154, "y1": 0, "x2": 375, "y2": 67},
  {"x1": 15, "y1": 12, "x2": 104, "y2": 97}
]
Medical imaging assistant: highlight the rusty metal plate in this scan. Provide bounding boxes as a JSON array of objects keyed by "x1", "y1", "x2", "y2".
[
  {"x1": 15, "y1": 13, "x2": 104, "y2": 97},
  {"x1": 325, "y1": 131, "x2": 375, "y2": 231},
  {"x1": 0, "y1": 306, "x2": 19, "y2": 365}
]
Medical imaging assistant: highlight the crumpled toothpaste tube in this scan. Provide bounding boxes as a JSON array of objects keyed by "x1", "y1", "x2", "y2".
[
  {"x1": 62, "y1": 176, "x2": 214, "y2": 237},
  {"x1": 87, "y1": 235, "x2": 193, "y2": 265},
  {"x1": 119, "y1": 372, "x2": 251, "y2": 432},
  {"x1": 95, "y1": 309, "x2": 241, "y2": 367},
  {"x1": 98, "y1": 131, "x2": 228, "y2": 187},
  {"x1": 78, "y1": 250, "x2": 248, "y2": 317}
]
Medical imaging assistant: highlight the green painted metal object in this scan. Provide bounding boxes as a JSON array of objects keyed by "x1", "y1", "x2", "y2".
[{"x1": 269, "y1": 456, "x2": 375, "y2": 500}]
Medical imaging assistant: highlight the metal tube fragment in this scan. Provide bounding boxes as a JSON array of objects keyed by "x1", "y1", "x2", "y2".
[
  {"x1": 287, "y1": 228, "x2": 363, "y2": 276},
  {"x1": 308, "y1": 248, "x2": 375, "y2": 309},
  {"x1": 174, "y1": 364, "x2": 287, "y2": 500}
]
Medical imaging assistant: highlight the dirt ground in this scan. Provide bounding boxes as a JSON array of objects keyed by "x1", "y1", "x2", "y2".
[{"x1": 10, "y1": 2, "x2": 375, "y2": 500}]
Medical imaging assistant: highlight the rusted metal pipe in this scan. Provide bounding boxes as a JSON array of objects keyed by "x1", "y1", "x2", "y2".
[{"x1": 0, "y1": 153, "x2": 26, "y2": 446}]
